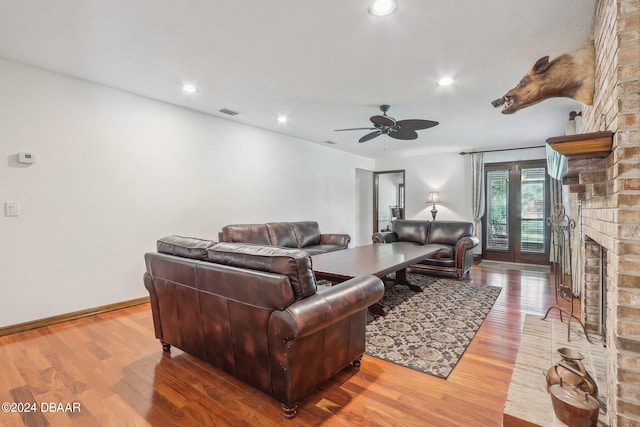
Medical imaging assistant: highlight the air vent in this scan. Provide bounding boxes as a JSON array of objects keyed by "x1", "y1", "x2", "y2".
[{"x1": 219, "y1": 108, "x2": 239, "y2": 116}]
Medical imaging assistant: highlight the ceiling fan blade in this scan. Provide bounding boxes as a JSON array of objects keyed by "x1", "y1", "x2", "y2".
[
  {"x1": 370, "y1": 115, "x2": 396, "y2": 127},
  {"x1": 395, "y1": 119, "x2": 439, "y2": 130},
  {"x1": 334, "y1": 127, "x2": 377, "y2": 131},
  {"x1": 359, "y1": 131, "x2": 382, "y2": 143},
  {"x1": 388, "y1": 128, "x2": 418, "y2": 140}
]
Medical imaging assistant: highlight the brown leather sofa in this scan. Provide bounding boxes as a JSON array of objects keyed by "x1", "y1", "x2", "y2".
[
  {"x1": 372, "y1": 219, "x2": 479, "y2": 279},
  {"x1": 144, "y1": 236, "x2": 384, "y2": 419},
  {"x1": 219, "y1": 221, "x2": 350, "y2": 255}
]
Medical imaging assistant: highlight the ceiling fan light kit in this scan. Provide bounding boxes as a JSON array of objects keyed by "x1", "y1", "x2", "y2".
[{"x1": 334, "y1": 105, "x2": 438, "y2": 143}]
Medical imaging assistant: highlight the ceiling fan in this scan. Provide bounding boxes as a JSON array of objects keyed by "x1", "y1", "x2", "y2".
[{"x1": 334, "y1": 105, "x2": 439, "y2": 143}]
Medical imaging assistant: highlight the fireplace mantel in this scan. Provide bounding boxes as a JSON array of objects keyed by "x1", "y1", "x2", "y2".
[{"x1": 547, "y1": 131, "x2": 614, "y2": 159}]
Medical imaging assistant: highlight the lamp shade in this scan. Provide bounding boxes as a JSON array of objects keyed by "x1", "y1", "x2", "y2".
[{"x1": 427, "y1": 192, "x2": 441, "y2": 204}]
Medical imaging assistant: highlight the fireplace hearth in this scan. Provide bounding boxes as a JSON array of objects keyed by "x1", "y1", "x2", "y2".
[{"x1": 503, "y1": 315, "x2": 608, "y2": 426}]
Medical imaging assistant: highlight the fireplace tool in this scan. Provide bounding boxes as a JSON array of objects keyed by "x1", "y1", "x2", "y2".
[{"x1": 542, "y1": 204, "x2": 593, "y2": 343}]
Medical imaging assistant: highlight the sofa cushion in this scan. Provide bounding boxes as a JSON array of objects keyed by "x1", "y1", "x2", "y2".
[
  {"x1": 429, "y1": 243, "x2": 454, "y2": 259},
  {"x1": 157, "y1": 235, "x2": 217, "y2": 260},
  {"x1": 266, "y1": 222, "x2": 298, "y2": 248},
  {"x1": 303, "y1": 245, "x2": 344, "y2": 255},
  {"x1": 392, "y1": 219, "x2": 430, "y2": 245},
  {"x1": 207, "y1": 242, "x2": 317, "y2": 299},
  {"x1": 428, "y1": 221, "x2": 474, "y2": 246},
  {"x1": 221, "y1": 224, "x2": 272, "y2": 245},
  {"x1": 291, "y1": 221, "x2": 322, "y2": 247}
]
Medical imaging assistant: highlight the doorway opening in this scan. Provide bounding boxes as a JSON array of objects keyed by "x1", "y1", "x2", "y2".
[{"x1": 482, "y1": 160, "x2": 550, "y2": 265}]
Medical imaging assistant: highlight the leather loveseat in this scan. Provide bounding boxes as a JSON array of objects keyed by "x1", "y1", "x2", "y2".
[
  {"x1": 144, "y1": 236, "x2": 384, "y2": 419},
  {"x1": 218, "y1": 221, "x2": 350, "y2": 255},
  {"x1": 372, "y1": 219, "x2": 479, "y2": 279}
]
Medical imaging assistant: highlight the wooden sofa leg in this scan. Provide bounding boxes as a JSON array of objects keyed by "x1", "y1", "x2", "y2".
[
  {"x1": 281, "y1": 403, "x2": 298, "y2": 419},
  {"x1": 161, "y1": 341, "x2": 171, "y2": 352},
  {"x1": 352, "y1": 355, "x2": 363, "y2": 368}
]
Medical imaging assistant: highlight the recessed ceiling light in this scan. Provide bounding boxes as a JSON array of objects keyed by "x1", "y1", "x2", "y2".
[
  {"x1": 277, "y1": 115, "x2": 288, "y2": 124},
  {"x1": 369, "y1": 0, "x2": 397, "y2": 16},
  {"x1": 438, "y1": 77, "x2": 455, "y2": 86},
  {"x1": 181, "y1": 83, "x2": 199, "y2": 94}
]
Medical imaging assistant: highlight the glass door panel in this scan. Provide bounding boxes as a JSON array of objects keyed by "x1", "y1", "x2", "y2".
[
  {"x1": 486, "y1": 170, "x2": 509, "y2": 251},
  {"x1": 520, "y1": 167, "x2": 546, "y2": 254},
  {"x1": 483, "y1": 160, "x2": 550, "y2": 265}
]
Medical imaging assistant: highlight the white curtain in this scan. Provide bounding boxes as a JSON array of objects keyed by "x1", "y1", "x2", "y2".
[
  {"x1": 546, "y1": 137, "x2": 567, "y2": 278},
  {"x1": 546, "y1": 112, "x2": 583, "y2": 295},
  {"x1": 471, "y1": 153, "x2": 485, "y2": 239},
  {"x1": 546, "y1": 143, "x2": 567, "y2": 209}
]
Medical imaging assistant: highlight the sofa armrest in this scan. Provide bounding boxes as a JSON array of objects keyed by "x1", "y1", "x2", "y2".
[
  {"x1": 455, "y1": 236, "x2": 480, "y2": 254},
  {"x1": 319, "y1": 233, "x2": 351, "y2": 248},
  {"x1": 454, "y1": 236, "x2": 480, "y2": 273},
  {"x1": 143, "y1": 272, "x2": 164, "y2": 340},
  {"x1": 372, "y1": 231, "x2": 397, "y2": 243},
  {"x1": 269, "y1": 275, "x2": 384, "y2": 341}
]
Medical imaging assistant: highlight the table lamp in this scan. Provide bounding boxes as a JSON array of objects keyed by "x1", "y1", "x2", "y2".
[{"x1": 427, "y1": 192, "x2": 441, "y2": 220}]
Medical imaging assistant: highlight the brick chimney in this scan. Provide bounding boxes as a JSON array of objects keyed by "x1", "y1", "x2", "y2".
[{"x1": 561, "y1": 1, "x2": 640, "y2": 425}]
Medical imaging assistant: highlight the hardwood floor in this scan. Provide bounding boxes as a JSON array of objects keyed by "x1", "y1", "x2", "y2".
[{"x1": 0, "y1": 264, "x2": 570, "y2": 427}]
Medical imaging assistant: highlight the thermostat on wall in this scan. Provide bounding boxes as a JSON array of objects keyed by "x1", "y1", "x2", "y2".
[{"x1": 18, "y1": 152, "x2": 36, "y2": 164}]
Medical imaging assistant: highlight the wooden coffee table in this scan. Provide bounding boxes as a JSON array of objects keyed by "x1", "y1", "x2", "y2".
[{"x1": 312, "y1": 242, "x2": 441, "y2": 316}]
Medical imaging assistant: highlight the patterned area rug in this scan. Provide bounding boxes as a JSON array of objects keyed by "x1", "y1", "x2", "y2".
[{"x1": 365, "y1": 274, "x2": 502, "y2": 378}]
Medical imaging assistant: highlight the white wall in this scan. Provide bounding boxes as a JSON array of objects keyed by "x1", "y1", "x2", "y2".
[
  {"x1": 483, "y1": 148, "x2": 546, "y2": 164},
  {"x1": 0, "y1": 59, "x2": 374, "y2": 327}
]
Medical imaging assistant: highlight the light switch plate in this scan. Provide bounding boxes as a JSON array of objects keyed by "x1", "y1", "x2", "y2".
[{"x1": 5, "y1": 201, "x2": 20, "y2": 217}]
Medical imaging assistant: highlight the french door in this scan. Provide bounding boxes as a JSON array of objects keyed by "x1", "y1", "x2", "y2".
[{"x1": 482, "y1": 160, "x2": 550, "y2": 265}]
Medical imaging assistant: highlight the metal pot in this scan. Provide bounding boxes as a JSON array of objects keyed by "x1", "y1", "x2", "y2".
[
  {"x1": 545, "y1": 348, "x2": 598, "y2": 397},
  {"x1": 549, "y1": 383, "x2": 599, "y2": 427}
]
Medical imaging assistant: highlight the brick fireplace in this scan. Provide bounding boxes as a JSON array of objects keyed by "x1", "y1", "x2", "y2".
[{"x1": 560, "y1": 0, "x2": 640, "y2": 425}]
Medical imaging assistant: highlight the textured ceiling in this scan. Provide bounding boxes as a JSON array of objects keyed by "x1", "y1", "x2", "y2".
[{"x1": 0, "y1": 0, "x2": 596, "y2": 159}]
